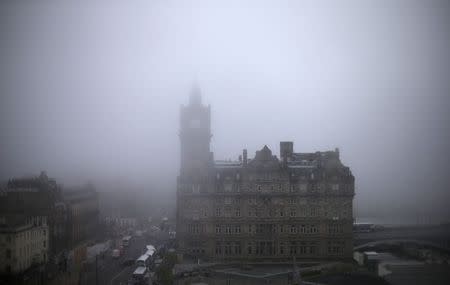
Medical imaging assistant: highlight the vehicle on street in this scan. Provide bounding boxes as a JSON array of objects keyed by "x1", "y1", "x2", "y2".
[
  {"x1": 130, "y1": 266, "x2": 149, "y2": 285},
  {"x1": 122, "y1": 235, "x2": 132, "y2": 247},
  {"x1": 153, "y1": 258, "x2": 163, "y2": 269},
  {"x1": 112, "y1": 249, "x2": 121, "y2": 258},
  {"x1": 136, "y1": 254, "x2": 151, "y2": 268}
]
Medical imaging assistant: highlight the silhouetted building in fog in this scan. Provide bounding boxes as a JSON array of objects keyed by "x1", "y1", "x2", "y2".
[
  {"x1": 0, "y1": 172, "x2": 60, "y2": 256},
  {"x1": 62, "y1": 184, "x2": 99, "y2": 249},
  {"x1": 0, "y1": 173, "x2": 99, "y2": 274},
  {"x1": 176, "y1": 88, "x2": 355, "y2": 261}
]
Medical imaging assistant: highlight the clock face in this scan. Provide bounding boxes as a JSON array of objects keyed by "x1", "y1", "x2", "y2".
[{"x1": 189, "y1": 119, "x2": 201, "y2": 128}]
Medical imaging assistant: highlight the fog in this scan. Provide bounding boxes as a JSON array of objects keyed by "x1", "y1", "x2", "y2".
[{"x1": 1, "y1": 0, "x2": 449, "y2": 223}]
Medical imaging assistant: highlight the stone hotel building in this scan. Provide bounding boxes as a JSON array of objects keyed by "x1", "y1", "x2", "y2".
[{"x1": 176, "y1": 89, "x2": 355, "y2": 261}]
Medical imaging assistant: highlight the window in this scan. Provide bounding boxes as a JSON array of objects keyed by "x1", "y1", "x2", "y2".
[
  {"x1": 215, "y1": 208, "x2": 221, "y2": 217},
  {"x1": 43, "y1": 240, "x2": 46, "y2": 248},
  {"x1": 225, "y1": 225, "x2": 232, "y2": 234},
  {"x1": 235, "y1": 225, "x2": 241, "y2": 234},
  {"x1": 215, "y1": 242, "x2": 222, "y2": 255},
  {"x1": 224, "y1": 184, "x2": 232, "y2": 192},
  {"x1": 279, "y1": 243, "x2": 285, "y2": 254},
  {"x1": 234, "y1": 242, "x2": 241, "y2": 255},
  {"x1": 6, "y1": 249, "x2": 11, "y2": 259},
  {"x1": 290, "y1": 242, "x2": 297, "y2": 255},
  {"x1": 290, "y1": 210, "x2": 296, "y2": 217},
  {"x1": 225, "y1": 243, "x2": 232, "y2": 255},
  {"x1": 299, "y1": 243, "x2": 307, "y2": 254},
  {"x1": 192, "y1": 184, "x2": 200, "y2": 193},
  {"x1": 235, "y1": 208, "x2": 241, "y2": 217},
  {"x1": 290, "y1": 225, "x2": 297, "y2": 234},
  {"x1": 327, "y1": 241, "x2": 345, "y2": 255},
  {"x1": 247, "y1": 243, "x2": 252, "y2": 254},
  {"x1": 331, "y1": 184, "x2": 339, "y2": 191},
  {"x1": 215, "y1": 224, "x2": 221, "y2": 234}
]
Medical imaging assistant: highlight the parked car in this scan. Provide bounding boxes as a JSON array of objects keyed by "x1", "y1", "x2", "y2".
[{"x1": 112, "y1": 249, "x2": 121, "y2": 258}]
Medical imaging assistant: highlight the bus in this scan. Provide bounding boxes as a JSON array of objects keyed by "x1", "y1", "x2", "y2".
[
  {"x1": 136, "y1": 254, "x2": 151, "y2": 268},
  {"x1": 122, "y1": 235, "x2": 132, "y2": 247},
  {"x1": 132, "y1": 266, "x2": 149, "y2": 284},
  {"x1": 145, "y1": 249, "x2": 155, "y2": 259}
]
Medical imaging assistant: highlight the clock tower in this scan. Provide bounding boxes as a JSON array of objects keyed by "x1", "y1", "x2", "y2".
[{"x1": 179, "y1": 85, "x2": 213, "y2": 178}]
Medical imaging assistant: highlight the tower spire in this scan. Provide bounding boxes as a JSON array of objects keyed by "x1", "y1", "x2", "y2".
[{"x1": 189, "y1": 82, "x2": 202, "y2": 105}]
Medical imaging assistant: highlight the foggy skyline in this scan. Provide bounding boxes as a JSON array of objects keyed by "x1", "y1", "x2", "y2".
[{"x1": 1, "y1": 0, "x2": 449, "y2": 222}]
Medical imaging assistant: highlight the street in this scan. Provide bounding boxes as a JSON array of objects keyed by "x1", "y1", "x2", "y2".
[{"x1": 81, "y1": 235, "x2": 147, "y2": 285}]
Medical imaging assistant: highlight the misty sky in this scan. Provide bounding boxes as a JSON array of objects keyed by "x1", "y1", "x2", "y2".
[{"x1": 1, "y1": 0, "x2": 449, "y2": 222}]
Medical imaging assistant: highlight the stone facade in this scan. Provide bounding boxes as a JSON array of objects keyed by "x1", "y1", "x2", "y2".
[
  {"x1": 176, "y1": 89, "x2": 355, "y2": 261},
  {"x1": 0, "y1": 215, "x2": 49, "y2": 274}
]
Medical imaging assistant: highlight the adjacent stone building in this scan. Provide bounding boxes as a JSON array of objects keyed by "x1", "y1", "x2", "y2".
[
  {"x1": 176, "y1": 89, "x2": 355, "y2": 261},
  {"x1": 0, "y1": 215, "x2": 49, "y2": 274},
  {"x1": 0, "y1": 173, "x2": 100, "y2": 274}
]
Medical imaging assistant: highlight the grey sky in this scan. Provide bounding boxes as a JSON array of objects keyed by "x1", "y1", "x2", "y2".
[{"x1": 1, "y1": 0, "x2": 449, "y2": 222}]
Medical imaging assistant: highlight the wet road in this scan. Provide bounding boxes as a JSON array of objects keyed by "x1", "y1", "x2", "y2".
[{"x1": 81, "y1": 235, "x2": 147, "y2": 285}]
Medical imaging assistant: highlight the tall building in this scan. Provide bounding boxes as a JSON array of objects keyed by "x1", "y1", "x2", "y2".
[{"x1": 176, "y1": 89, "x2": 355, "y2": 261}]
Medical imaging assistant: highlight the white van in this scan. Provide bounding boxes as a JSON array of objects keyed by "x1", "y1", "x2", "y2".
[{"x1": 112, "y1": 249, "x2": 120, "y2": 258}]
